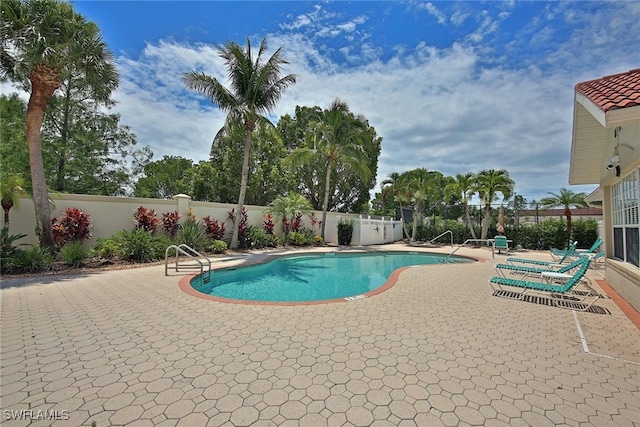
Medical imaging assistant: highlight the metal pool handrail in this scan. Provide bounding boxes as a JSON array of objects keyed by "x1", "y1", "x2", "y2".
[
  {"x1": 165, "y1": 244, "x2": 211, "y2": 283},
  {"x1": 448, "y1": 238, "x2": 496, "y2": 259},
  {"x1": 429, "y1": 230, "x2": 453, "y2": 246}
]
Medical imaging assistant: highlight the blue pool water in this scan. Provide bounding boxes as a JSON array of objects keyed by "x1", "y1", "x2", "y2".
[{"x1": 191, "y1": 252, "x2": 470, "y2": 302}]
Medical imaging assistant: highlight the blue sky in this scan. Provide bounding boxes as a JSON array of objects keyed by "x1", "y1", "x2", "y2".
[{"x1": 67, "y1": 0, "x2": 640, "y2": 205}]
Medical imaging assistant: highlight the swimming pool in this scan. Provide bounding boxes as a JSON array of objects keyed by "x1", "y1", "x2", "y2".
[{"x1": 187, "y1": 251, "x2": 471, "y2": 304}]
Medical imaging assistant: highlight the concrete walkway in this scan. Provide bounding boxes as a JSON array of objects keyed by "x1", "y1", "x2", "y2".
[{"x1": 1, "y1": 244, "x2": 639, "y2": 426}]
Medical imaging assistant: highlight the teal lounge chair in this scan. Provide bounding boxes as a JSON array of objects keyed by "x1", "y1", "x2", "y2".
[
  {"x1": 549, "y1": 241, "x2": 578, "y2": 260},
  {"x1": 489, "y1": 257, "x2": 599, "y2": 310},
  {"x1": 495, "y1": 257, "x2": 585, "y2": 279},
  {"x1": 507, "y1": 249, "x2": 574, "y2": 266},
  {"x1": 493, "y1": 235, "x2": 509, "y2": 255},
  {"x1": 574, "y1": 237, "x2": 603, "y2": 254}
]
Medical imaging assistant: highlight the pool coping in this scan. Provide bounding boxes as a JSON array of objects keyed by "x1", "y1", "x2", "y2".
[{"x1": 178, "y1": 250, "x2": 480, "y2": 306}]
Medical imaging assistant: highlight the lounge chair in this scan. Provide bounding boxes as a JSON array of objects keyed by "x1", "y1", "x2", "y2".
[
  {"x1": 549, "y1": 241, "x2": 578, "y2": 260},
  {"x1": 507, "y1": 249, "x2": 574, "y2": 266},
  {"x1": 574, "y1": 237, "x2": 603, "y2": 254},
  {"x1": 493, "y1": 235, "x2": 509, "y2": 255},
  {"x1": 489, "y1": 257, "x2": 600, "y2": 310},
  {"x1": 495, "y1": 257, "x2": 585, "y2": 279}
]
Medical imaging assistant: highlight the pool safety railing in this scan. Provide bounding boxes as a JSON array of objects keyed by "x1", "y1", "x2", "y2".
[
  {"x1": 165, "y1": 244, "x2": 211, "y2": 283},
  {"x1": 447, "y1": 238, "x2": 496, "y2": 259},
  {"x1": 429, "y1": 230, "x2": 454, "y2": 246}
]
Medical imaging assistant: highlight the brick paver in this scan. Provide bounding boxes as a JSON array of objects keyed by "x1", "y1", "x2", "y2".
[{"x1": 1, "y1": 244, "x2": 639, "y2": 426}]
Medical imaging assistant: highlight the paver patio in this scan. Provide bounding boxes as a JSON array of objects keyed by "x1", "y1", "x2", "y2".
[{"x1": 1, "y1": 244, "x2": 639, "y2": 426}]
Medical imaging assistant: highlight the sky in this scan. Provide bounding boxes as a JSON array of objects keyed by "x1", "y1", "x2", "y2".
[{"x1": 57, "y1": 1, "x2": 640, "y2": 204}]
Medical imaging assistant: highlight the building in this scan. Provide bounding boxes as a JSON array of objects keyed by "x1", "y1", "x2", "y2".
[{"x1": 569, "y1": 68, "x2": 640, "y2": 311}]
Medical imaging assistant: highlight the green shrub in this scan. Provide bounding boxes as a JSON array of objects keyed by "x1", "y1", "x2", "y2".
[
  {"x1": 337, "y1": 219, "x2": 354, "y2": 246},
  {"x1": 114, "y1": 229, "x2": 170, "y2": 262},
  {"x1": 1, "y1": 228, "x2": 27, "y2": 260},
  {"x1": 289, "y1": 229, "x2": 314, "y2": 246},
  {"x1": 89, "y1": 238, "x2": 119, "y2": 258},
  {"x1": 571, "y1": 219, "x2": 599, "y2": 250},
  {"x1": 208, "y1": 239, "x2": 228, "y2": 254},
  {"x1": 59, "y1": 240, "x2": 88, "y2": 267},
  {"x1": 174, "y1": 222, "x2": 210, "y2": 252},
  {"x1": 7, "y1": 246, "x2": 52, "y2": 273},
  {"x1": 240, "y1": 225, "x2": 272, "y2": 249}
]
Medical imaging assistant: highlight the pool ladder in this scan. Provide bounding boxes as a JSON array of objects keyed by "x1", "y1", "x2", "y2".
[{"x1": 164, "y1": 244, "x2": 211, "y2": 283}]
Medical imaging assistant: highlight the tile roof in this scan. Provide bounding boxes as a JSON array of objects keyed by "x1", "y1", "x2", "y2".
[{"x1": 575, "y1": 68, "x2": 640, "y2": 112}]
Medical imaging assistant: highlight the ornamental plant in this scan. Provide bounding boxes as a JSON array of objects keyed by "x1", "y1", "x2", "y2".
[
  {"x1": 227, "y1": 207, "x2": 248, "y2": 241},
  {"x1": 203, "y1": 216, "x2": 226, "y2": 240},
  {"x1": 291, "y1": 212, "x2": 304, "y2": 232},
  {"x1": 133, "y1": 206, "x2": 159, "y2": 232},
  {"x1": 162, "y1": 211, "x2": 181, "y2": 237},
  {"x1": 310, "y1": 212, "x2": 322, "y2": 234},
  {"x1": 51, "y1": 207, "x2": 92, "y2": 247},
  {"x1": 263, "y1": 214, "x2": 275, "y2": 235}
]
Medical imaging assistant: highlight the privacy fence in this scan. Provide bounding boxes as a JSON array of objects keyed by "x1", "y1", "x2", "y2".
[{"x1": 5, "y1": 193, "x2": 403, "y2": 247}]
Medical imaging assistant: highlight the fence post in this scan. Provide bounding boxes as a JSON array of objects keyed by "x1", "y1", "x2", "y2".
[{"x1": 173, "y1": 194, "x2": 191, "y2": 222}]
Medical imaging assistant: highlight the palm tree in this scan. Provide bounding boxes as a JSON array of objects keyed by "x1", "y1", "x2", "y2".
[
  {"x1": 183, "y1": 37, "x2": 296, "y2": 249},
  {"x1": 1, "y1": 174, "x2": 26, "y2": 230},
  {"x1": 285, "y1": 99, "x2": 370, "y2": 240},
  {"x1": 402, "y1": 168, "x2": 432, "y2": 242},
  {"x1": 381, "y1": 172, "x2": 410, "y2": 238},
  {"x1": 264, "y1": 192, "x2": 312, "y2": 243},
  {"x1": 474, "y1": 169, "x2": 514, "y2": 240},
  {"x1": 540, "y1": 188, "x2": 587, "y2": 245},
  {"x1": 1, "y1": 0, "x2": 118, "y2": 249},
  {"x1": 445, "y1": 172, "x2": 477, "y2": 239}
]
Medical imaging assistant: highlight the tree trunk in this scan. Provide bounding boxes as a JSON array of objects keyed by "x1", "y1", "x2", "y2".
[
  {"x1": 55, "y1": 83, "x2": 73, "y2": 192},
  {"x1": 464, "y1": 202, "x2": 477, "y2": 239},
  {"x1": 2, "y1": 201, "x2": 13, "y2": 229},
  {"x1": 480, "y1": 204, "x2": 491, "y2": 240},
  {"x1": 411, "y1": 201, "x2": 419, "y2": 242},
  {"x1": 230, "y1": 119, "x2": 253, "y2": 249},
  {"x1": 398, "y1": 201, "x2": 410, "y2": 239},
  {"x1": 320, "y1": 162, "x2": 332, "y2": 240},
  {"x1": 565, "y1": 207, "x2": 572, "y2": 246},
  {"x1": 27, "y1": 65, "x2": 61, "y2": 249}
]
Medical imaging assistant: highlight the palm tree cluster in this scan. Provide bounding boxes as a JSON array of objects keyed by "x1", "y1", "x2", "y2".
[
  {"x1": 380, "y1": 169, "x2": 515, "y2": 241},
  {"x1": 283, "y1": 99, "x2": 371, "y2": 240}
]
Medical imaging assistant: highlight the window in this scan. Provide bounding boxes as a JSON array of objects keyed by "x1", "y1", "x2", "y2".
[{"x1": 611, "y1": 169, "x2": 640, "y2": 267}]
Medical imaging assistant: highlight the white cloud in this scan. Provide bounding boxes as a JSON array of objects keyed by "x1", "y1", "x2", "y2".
[
  {"x1": 422, "y1": 2, "x2": 447, "y2": 25},
  {"x1": 100, "y1": 1, "x2": 639, "y2": 204}
]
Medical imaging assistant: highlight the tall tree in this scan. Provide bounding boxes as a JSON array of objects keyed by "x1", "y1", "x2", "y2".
[
  {"x1": 134, "y1": 156, "x2": 194, "y2": 199},
  {"x1": 0, "y1": 94, "x2": 29, "y2": 181},
  {"x1": 1, "y1": 93, "x2": 149, "y2": 196},
  {"x1": 1, "y1": 0, "x2": 118, "y2": 248},
  {"x1": 206, "y1": 121, "x2": 294, "y2": 205},
  {"x1": 540, "y1": 188, "x2": 587, "y2": 245},
  {"x1": 285, "y1": 99, "x2": 371, "y2": 240},
  {"x1": 445, "y1": 172, "x2": 477, "y2": 239},
  {"x1": 278, "y1": 105, "x2": 381, "y2": 213},
  {"x1": 183, "y1": 37, "x2": 296, "y2": 249},
  {"x1": 474, "y1": 169, "x2": 514, "y2": 240},
  {"x1": 43, "y1": 83, "x2": 150, "y2": 195},
  {"x1": 401, "y1": 168, "x2": 432, "y2": 242}
]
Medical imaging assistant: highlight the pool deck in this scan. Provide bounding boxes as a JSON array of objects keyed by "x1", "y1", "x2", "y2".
[{"x1": 1, "y1": 243, "x2": 639, "y2": 426}]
